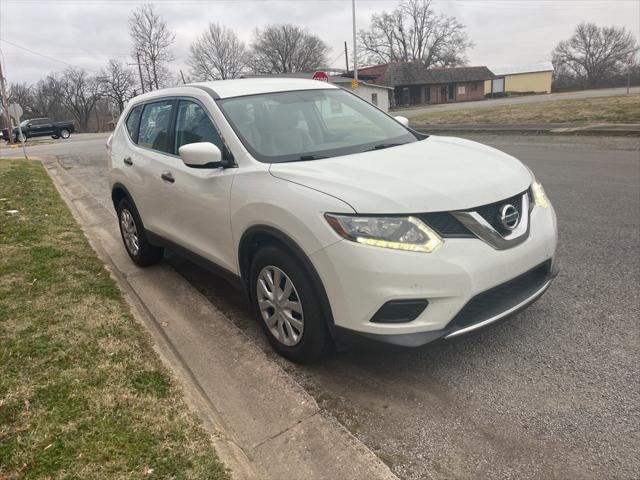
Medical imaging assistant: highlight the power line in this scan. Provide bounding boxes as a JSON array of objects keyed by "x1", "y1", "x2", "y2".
[
  {"x1": 2, "y1": 0, "x2": 637, "y2": 3},
  {"x1": 0, "y1": 38, "x2": 81, "y2": 68}
]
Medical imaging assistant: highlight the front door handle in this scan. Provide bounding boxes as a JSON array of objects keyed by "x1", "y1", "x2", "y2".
[
  {"x1": 161, "y1": 171, "x2": 175, "y2": 184},
  {"x1": 123, "y1": 156, "x2": 133, "y2": 166}
]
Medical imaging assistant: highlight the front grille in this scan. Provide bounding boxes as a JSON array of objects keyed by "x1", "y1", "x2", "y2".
[
  {"x1": 446, "y1": 261, "x2": 551, "y2": 331},
  {"x1": 419, "y1": 212, "x2": 473, "y2": 238},
  {"x1": 420, "y1": 189, "x2": 531, "y2": 239},
  {"x1": 473, "y1": 192, "x2": 524, "y2": 234}
]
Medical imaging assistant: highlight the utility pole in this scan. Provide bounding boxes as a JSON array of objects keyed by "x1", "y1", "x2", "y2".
[
  {"x1": 136, "y1": 52, "x2": 145, "y2": 94},
  {"x1": 344, "y1": 41, "x2": 349, "y2": 73},
  {"x1": 0, "y1": 58, "x2": 12, "y2": 144},
  {"x1": 352, "y1": 0, "x2": 358, "y2": 81},
  {"x1": 627, "y1": 53, "x2": 634, "y2": 94}
]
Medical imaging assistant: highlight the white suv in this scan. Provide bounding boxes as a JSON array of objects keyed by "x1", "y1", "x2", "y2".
[{"x1": 109, "y1": 78, "x2": 558, "y2": 363}]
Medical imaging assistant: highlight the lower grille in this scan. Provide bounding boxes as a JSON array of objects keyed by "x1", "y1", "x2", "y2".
[{"x1": 446, "y1": 261, "x2": 551, "y2": 331}]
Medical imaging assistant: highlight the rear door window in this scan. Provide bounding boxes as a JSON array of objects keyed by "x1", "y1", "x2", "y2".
[
  {"x1": 125, "y1": 105, "x2": 143, "y2": 141},
  {"x1": 137, "y1": 100, "x2": 174, "y2": 153}
]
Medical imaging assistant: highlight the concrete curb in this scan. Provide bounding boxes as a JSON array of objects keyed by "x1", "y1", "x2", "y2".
[
  {"x1": 39, "y1": 155, "x2": 399, "y2": 480},
  {"x1": 412, "y1": 123, "x2": 640, "y2": 136}
]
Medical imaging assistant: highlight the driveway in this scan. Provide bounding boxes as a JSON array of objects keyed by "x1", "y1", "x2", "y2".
[
  {"x1": 5, "y1": 133, "x2": 639, "y2": 479},
  {"x1": 393, "y1": 86, "x2": 640, "y2": 118}
]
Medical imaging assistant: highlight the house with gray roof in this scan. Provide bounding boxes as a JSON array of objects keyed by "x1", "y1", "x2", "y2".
[{"x1": 358, "y1": 63, "x2": 495, "y2": 107}]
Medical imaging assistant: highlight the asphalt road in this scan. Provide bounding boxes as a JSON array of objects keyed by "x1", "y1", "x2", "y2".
[
  {"x1": 3, "y1": 133, "x2": 638, "y2": 479},
  {"x1": 393, "y1": 86, "x2": 640, "y2": 118}
]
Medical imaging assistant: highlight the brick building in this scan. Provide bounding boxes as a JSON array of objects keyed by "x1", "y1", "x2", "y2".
[{"x1": 358, "y1": 63, "x2": 495, "y2": 107}]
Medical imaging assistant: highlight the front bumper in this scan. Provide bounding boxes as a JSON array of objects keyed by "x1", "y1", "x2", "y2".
[
  {"x1": 310, "y1": 203, "x2": 558, "y2": 346},
  {"x1": 330, "y1": 260, "x2": 558, "y2": 347}
]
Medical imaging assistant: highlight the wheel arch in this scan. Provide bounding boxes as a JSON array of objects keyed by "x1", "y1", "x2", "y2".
[
  {"x1": 111, "y1": 182, "x2": 134, "y2": 211},
  {"x1": 238, "y1": 225, "x2": 335, "y2": 325},
  {"x1": 111, "y1": 183, "x2": 146, "y2": 232}
]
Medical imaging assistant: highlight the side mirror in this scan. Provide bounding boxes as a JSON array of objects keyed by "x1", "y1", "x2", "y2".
[
  {"x1": 27, "y1": 123, "x2": 32, "y2": 127},
  {"x1": 394, "y1": 116, "x2": 409, "y2": 127},
  {"x1": 179, "y1": 142, "x2": 224, "y2": 168}
]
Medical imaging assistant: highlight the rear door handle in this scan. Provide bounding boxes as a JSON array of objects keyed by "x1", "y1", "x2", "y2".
[
  {"x1": 161, "y1": 171, "x2": 175, "y2": 184},
  {"x1": 123, "y1": 156, "x2": 133, "y2": 166}
]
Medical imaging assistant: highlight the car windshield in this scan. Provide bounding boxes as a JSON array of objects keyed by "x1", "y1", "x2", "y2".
[{"x1": 217, "y1": 88, "x2": 418, "y2": 163}]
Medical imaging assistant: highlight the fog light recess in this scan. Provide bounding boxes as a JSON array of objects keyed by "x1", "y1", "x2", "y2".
[{"x1": 370, "y1": 299, "x2": 428, "y2": 323}]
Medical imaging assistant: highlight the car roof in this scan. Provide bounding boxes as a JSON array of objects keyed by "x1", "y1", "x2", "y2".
[{"x1": 133, "y1": 78, "x2": 339, "y2": 103}]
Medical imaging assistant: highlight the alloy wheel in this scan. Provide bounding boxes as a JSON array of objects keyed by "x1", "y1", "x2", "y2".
[
  {"x1": 256, "y1": 265, "x2": 304, "y2": 346},
  {"x1": 120, "y1": 209, "x2": 140, "y2": 256}
]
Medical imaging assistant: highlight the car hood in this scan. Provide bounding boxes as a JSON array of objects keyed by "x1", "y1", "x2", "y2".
[{"x1": 269, "y1": 136, "x2": 533, "y2": 213}]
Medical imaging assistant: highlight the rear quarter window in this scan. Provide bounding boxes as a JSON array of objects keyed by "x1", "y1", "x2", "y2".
[{"x1": 125, "y1": 105, "x2": 143, "y2": 142}]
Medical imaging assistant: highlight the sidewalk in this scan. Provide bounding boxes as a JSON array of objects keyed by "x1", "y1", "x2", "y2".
[
  {"x1": 411, "y1": 122, "x2": 640, "y2": 136},
  {"x1": 41, "y1": 155, "x2": 398, "y2": 480}
]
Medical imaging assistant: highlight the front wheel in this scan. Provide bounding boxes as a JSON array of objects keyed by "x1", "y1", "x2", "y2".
[
  {"x1": 59, "y1": 129, "x2": 71, "y2": 139},
  {"x1": 250, "y1": 245, "x2": 329, "y2": 363},
  {"x1": 16, "y1": 133, "x2": 27, "y2": 142},
  {"x1": 51, "y1": 135, "x2": 59, "y2": 139}
]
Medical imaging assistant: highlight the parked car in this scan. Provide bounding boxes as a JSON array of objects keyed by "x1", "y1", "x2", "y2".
[
  {"x1": 108, "y1": 79, "x2": 558, "y2": 363},
  {"x1": 4, "y1": 118, "x2": 75, "y2": 142}
]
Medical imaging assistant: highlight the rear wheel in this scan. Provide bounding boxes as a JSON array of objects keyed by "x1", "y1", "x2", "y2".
[
  {"x1": 117, "y1": 198, "x2": 163, "y2": 266},
  {"x1": 250, "y1": 245, "x2": 329, "y2": 363},
  {"x1": 60, "y1": 129, "x2": 71, "y2": 139}
]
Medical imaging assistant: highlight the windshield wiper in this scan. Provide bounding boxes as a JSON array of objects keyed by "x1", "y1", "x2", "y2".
[
  {"x1": 292, "y1": 154, "x2": 328, "y2": 161},
  {"x1": 370, "y1": 142, "x2": 405, "y2": 151}
]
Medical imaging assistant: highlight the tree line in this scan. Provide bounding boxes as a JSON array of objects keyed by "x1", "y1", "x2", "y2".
[
  {"x1": 7, "y1": 0, "x2": 474, "y2": 131},
  {"x1": 5, "y1": 0, "x2": 637, "y2": 131}
]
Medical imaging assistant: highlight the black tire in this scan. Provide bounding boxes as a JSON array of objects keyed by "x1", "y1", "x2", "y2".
[
  {"x1": 16, "y1": 133, "x2": 27, "y2": 142},
  {"x1": 60, "y1": 129, "x2": 71, "y2": 139},
  {"x1": 116, "y1": 198, "x2": 164, "y2": 266},
  {"x1": 51, "y1": 135, "x2": 59, "y2": 139},
  {"x1": 249, "y1": 245, "x2": 329, "y2": 363}
]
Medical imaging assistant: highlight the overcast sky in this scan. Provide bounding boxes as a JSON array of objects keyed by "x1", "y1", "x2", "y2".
[{"x1": 1, "y1": 0, "x2": 639, "y2": 85}]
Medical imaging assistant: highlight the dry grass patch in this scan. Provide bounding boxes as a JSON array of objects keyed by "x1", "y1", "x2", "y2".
[
  {"x1": 0, "y1": 159, "x2": 229, "y2": 480},
  {"x1": 411, "y1": 95, "x2": 640, "y2": 125}
]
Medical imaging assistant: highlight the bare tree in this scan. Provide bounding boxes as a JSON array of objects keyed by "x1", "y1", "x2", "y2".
[
  {"x1": 188, "y1": 23, "x2": 247, "y2": 80},
  {"x1": 553, "y1": 22, "x2": 637, "y2": 87},
  {"x1": 8, "y1": 80, "x2": 60, "y2": 118},
  {"x1": 358, "y1": 0, "x2": 472, "y2": 67},
  {"x1": 8, "y1": 83, "x2": 34, "y2": 115},
  {"x1": 48, "y1": 68, "x2": 102, "y2": 131},
  {"x1": 100, "y1": 59, "x2": 136, "y2": 113},
  {"x1": 129, "y1": 3, "x2": 175, "y2": 91},
  {"x1": 249, "y1": 24, "x2": 329, "y2": 74},
  {"x1": 31, "y1": 79, "x2": 63, "y2": 118}
]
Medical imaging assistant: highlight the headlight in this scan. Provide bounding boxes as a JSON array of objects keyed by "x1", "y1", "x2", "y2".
[
  {"x1": 531, "y1": 181, "x2": 549, "y2": 208},
  {"x1": 325, "y1": 214, "x2": 443, "y2": 253}
]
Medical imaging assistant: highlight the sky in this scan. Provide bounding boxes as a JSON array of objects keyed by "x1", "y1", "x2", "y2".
[{"x1": 1, "y1": 0, "x2": 639, "y2": 85}]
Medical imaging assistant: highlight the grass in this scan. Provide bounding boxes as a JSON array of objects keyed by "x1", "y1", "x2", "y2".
[
  {"x1": 410, "y1": 95, "x2": 640, "y2": 125},
  {"x1": 0, "y1": 159, "x2": 229, "y2": 480}
]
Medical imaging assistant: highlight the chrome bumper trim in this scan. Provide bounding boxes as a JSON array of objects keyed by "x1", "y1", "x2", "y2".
[{"x1": 444, "y1": 279, "x2": 552, "y2": 339}]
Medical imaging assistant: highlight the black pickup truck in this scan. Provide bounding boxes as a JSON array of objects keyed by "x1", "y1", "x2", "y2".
[{"x1": 3, "y1": 118, "x2": 75, "y2": 142}]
